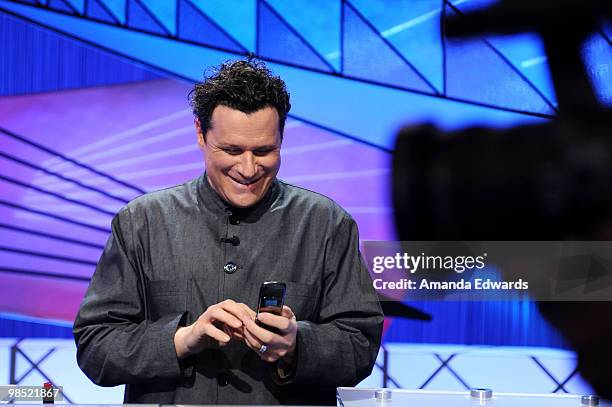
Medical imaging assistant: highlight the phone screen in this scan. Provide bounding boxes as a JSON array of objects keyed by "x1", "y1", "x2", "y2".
[{"x1": 256, "y1": 282, "x2": 286, "y2": 332}]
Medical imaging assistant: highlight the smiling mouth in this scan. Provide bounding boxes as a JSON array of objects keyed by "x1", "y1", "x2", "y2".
[{"x1": 230, "y1": 176, "x2": 261, "y2": 186}]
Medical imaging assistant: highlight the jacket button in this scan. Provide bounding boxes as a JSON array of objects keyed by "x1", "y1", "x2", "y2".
[
  {"x1": 223, "y1": 262, "x2": 237, "y2": 274},
  {"x1": 229, "y1": 215, "x2": 240, "y2": 225},
  {"x1": 217, "y1": 372, "x2": 231, "y2": 386}
]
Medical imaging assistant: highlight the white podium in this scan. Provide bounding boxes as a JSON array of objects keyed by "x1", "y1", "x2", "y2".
[{"x1": 337, "y1": 388, "x2": 610, "y2": 407}]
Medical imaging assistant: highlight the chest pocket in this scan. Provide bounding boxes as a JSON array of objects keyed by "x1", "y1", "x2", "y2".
[
  {"x1": 283, "y1": 282, "x2": 319, "y2": 321},
  {"x1": 146, "y1": 279, "x2": 190, "y2": 322}
]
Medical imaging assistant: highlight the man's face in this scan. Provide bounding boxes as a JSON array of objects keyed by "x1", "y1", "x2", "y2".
[{"x1": 197, "y1": 105, "x2": 281, "y2": 208}]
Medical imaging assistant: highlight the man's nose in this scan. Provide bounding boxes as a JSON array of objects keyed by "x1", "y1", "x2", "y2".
[{"x1": 238, "y1": 152, "x2": 257, "y2": 178}]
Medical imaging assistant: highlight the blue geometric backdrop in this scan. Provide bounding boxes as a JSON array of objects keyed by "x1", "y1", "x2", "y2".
[{"x1": 0, "y1": 0, "x2": 610, "y2": 350}]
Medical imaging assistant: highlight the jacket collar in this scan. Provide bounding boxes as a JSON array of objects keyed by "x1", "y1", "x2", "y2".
[{"x1": 196, "y1": 173, "x2": 280, "y2": 223}]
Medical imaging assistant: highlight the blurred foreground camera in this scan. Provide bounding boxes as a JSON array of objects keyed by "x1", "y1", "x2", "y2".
[{"x1": 392, "y1": 0, "x2": 612, "y2": 397}]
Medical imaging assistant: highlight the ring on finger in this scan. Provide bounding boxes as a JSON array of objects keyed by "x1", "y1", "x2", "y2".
[{"x1": 258, "y1": 344, "x2": 267, "y2": 354}]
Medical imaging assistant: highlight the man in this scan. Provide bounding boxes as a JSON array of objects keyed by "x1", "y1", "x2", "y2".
[{"x1": 73, "y1": 59, "x2": 383, "y2": 405}]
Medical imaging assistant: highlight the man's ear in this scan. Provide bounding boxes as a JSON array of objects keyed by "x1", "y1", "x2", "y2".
[{"x1": 195, "y1": 118, "x2": 205, "y2": 150}]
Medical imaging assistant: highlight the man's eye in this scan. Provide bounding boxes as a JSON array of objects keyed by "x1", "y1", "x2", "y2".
[
  {"x1": 253, "y1": 149, "x2": 273, "y2": 156},
  {"x1": 224, "y1": 148, "x2": 242, "y2": 155}
]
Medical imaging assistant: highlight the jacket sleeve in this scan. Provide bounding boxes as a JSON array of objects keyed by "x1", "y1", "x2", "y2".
[
  {"x1": 287, "y1": 214, "x2": 384, "y2": 387},
  {"x1": 73, "y1": 207, "x2": 187, "y2": 386}
]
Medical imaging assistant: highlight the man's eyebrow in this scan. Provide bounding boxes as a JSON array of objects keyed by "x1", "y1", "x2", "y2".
[
  {"x1": 217, "y1": 143, "x2": 278, "y2": 150},
  {"x1": 252, "y1": 145, "x2": 279, "y2": 150}
]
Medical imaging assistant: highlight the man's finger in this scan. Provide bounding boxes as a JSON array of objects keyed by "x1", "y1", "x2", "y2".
[
  {"x1": 239, "y1": 303, "x2": 257, "y2": 320},
  {"x1": 257, "y1": 312, "x2": 291, "y2": 331},
  {"x1": 220, "y1": 301, "x2": 255, "y2": 323},
  {"x1": 244, "y1": 318, "x2": 276, "y2": 344},
  {"x1": 242, "y1": 325, "x2": 264, "y2": 351},
  {"x1": 209, "y1": 307, "x2": 243, "y2": 329},
  {"x1": 223, "y1": 324, "x2": 245, "y2": 341},
  {"x1": 202, "y1": 324, "x2": 231, "y2": 344},
  {"x1": 281, "y1": 305, "x2": 295, "y2": 319}
]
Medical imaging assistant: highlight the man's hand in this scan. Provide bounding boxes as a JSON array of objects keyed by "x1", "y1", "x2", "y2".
[
  {"x1": 174, "y1": 299, "x2": 254, "y2": 359},
  {"x1": 242, "y1": 305, "x2": 298, "y2": 364}
]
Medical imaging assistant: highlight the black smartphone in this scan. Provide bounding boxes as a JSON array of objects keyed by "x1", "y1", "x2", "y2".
[{"x1": 256, "y1": 281, "x2": 286, "y2": 333}]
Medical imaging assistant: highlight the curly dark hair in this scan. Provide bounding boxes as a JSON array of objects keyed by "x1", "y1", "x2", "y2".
[{"x1": 189, "y1": 59, "x2": 291, "y2": 139}]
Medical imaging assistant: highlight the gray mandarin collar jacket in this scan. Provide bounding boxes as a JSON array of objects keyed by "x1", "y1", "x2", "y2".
[{"x1": 73, "y1": 174, "x2": 383, "y2": 405}]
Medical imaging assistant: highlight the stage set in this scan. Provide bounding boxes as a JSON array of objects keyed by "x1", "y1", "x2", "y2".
[{"x1": 0, "y1": 0, "x2": 611, "y2": 404}]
